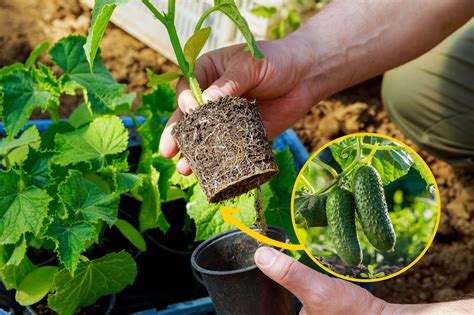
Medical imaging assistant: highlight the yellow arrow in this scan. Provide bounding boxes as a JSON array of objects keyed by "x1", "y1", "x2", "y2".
[{"x1": 219, "y1": 207, "x2": 305, "y2": 251}]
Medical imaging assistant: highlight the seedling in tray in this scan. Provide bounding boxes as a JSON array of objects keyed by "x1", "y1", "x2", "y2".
[{"x1": 86, "y1": 0, "x2": 279, "y2": 202}]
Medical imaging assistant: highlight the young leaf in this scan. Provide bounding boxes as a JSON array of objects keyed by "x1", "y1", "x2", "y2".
[
  {"x1": 0, "y1": 170, "x2": 51, "y2": 244},
  {"x1": 287, "y1": 9, "x2": 301, "y2": 31},
  {"x1": 48, "y1": 251, "x2": 137, "y2": 315},
  {"x1": 114, "y1": 219, "x2": 147, "y2": 252},
  {"x1": 0, "y1": 255, "x2": 36, "y2": 290},
  {"x1": 146, "y1": 69, "x2": 182, "y2": 87},
  {"x1": 53, "y1": 116, "x2": 128, "y2": 168},
  {"x1": 84, "y1": 0, "x2": 130, "y2": 71},
  {"x1": 214, "y1": 0, "x2": 265, "y2": 59},
  {"x1": 139, "y1": 167, "x2": 170, "y2": 234},
  {"x1": 15, "y1": 266, "x2": 58, "y2": 306},
  {"x1": 69, "y1": 102, "x2": 94, "y2": 128},
  {"x1": 0, "y1": 70, "x2": 58, "y2": 137},
  {"x1": 0, "y1": 236, "x2": 27, "y2": 268},
  {"x1": 50, "y1": 36, "x2": 125, "y2": 114},
  {"x1": 0, "y1": 125, "x2": 40, "y2": 156},
  {"x1": 407, "y1": 151, "x2": 434, "y2": 187},
  {"x1": 187, "y1": 185, "x2": 256, "y2": 241},
  {"x1": 25, "y1": 41, "x2": 50, "y2": 69},
  {"x1": 153, "y1": 155, "x2": 177, "y2": 201},
  {"x1": 137, "y1": 85, "x2": 176, "y2": 154},
  {"x1": 250, "y1": 6, "x2": 277, "y2": 18},
  {"x1": 183, "y1": 27, "x2": 211, "y2": 73},
  {"x1": 45, "y1": 221, "x2": 98, "y2": 275},
  {"x1": 0, "y1": 63, "x2": 24, "y2": 78},
  {"x1": 58, "y1": 170, "x2": 120, "y2": 226},
  {"x1": 371, "y1": 148, "x2": 413, "y2": 185}
]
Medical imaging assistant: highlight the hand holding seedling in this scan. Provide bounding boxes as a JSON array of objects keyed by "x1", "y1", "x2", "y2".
[
  {"x1": 162, "y1": 0, "x2": 473, "y2": 175},
  {"x1": 255, "y1": 247, "x2": 474, "y2": 314}
]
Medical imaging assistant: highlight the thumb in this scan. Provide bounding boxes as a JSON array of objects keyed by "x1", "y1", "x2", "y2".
[
  {"x1": 254, "y1": 247, "x2": 384, "y2": 314},
  {"x1": 202, "y1": 68, "x2": 253, "y2": 102}
]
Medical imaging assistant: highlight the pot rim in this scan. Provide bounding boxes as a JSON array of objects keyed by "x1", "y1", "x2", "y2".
[{"x1": 191, "y1": 225, "x2": 289, "y2": 276}]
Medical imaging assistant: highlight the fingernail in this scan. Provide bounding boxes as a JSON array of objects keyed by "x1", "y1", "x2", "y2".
[
  {"x1": 202, "y1": 88, "x2": 223, "y2": 103},
  {"x1": 255, "y1": 247, "x2": 276, "y2": 268}
]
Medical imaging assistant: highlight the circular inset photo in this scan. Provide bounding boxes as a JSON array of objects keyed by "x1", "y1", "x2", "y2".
[{"x1": 292, "y1": 133, "x2": 440, "y2": 282}]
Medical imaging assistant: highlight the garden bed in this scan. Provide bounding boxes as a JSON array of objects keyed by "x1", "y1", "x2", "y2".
[{"x1": 1, "y1": 0, "x2": 472, "y2": 307}]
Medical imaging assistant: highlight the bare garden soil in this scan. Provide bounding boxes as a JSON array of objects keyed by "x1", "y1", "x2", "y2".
[{"x1": 1, "y1": 0, "x2": 472, "y2": 306}]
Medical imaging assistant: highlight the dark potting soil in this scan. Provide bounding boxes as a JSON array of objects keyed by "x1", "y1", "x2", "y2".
[{"x1": 172, "y1": 96, "x2": 279, "y2": 203}]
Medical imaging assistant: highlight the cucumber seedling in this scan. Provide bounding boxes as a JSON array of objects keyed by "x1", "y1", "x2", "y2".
[{"x1": 85, "y1": 0, "x2": 278, "y2": 203}]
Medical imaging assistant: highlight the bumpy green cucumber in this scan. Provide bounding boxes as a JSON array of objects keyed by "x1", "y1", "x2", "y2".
[
  {"x1": 295, "y1": 194, "x2": 328, "y2": 227},
  {"x1": 326, "y1": 187, "x2": 362, "y2": 266},
  {"x1": 353, "y1": 165, "x2": 396, "y2": 251}
]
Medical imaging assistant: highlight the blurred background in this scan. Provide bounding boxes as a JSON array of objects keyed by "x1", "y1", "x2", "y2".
[{"x1": 0, "y1": 0, "x2": 472, "y2": 304}]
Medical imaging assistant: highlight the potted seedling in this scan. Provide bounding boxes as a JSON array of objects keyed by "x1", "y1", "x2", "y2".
[{"x1": 85, "y1": 0, "x2": 278, "y2": 203}]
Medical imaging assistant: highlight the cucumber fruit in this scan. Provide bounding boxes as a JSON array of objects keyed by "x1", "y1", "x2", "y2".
[
  {"x1": 326, "y1": 187, "x2": 362, "y2": 266},
  {"x1": 353, "y1": 165, "x2": 396, "y2": 251},
  {"x1": 295, "y1": 194, "x2": 328, "y2": 227}
]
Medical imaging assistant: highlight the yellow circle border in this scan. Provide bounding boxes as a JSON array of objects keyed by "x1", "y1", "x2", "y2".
[{"x1": 290, "y1": 132, "x2": 441, "y2": 283}]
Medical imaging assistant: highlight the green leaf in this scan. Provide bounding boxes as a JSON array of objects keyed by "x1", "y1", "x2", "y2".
[
  {"x1": 40, "y1": 121, "x2": 75, "y2": 150},
  {"x1": 25, "y1": 41, "x2": 50, "y2": 69},
  {"x1": 0, "y1": 70, "x2": 57, "y2": 137},
  {"x1": 23, "y1": 148, "x2": 53, "y2": 188},
  {"x1": 287, "y1": 9, "x2": 301, "y2": 31},
  {"x1": 50, "y1": 36, "x2": 125, "y2": 114},
  {"x1": 53, "y1": 116, "x2": 128, "y2": 168},
  {"x1": 45, "y1": 221, "x2": 98, "y2": 275},
  {"x1": 368, "y1": 264, "x2": 375, "y2": 273},
  {"x1": 84, "y1": 0, "x2": 129, "y2": 70},
  {"x1": 58, "y1": 170, "x2": 119, "y2": 226},
  {"x1": 0, "y1": 255, "x2": 36, "y2": 290},
  {"x1": 407, "y1": 151, "x2": 434, "y2": 187},
  {"x1": 115, "y1": 172, "x2": 142, "y2": 195},
  {"x1": 263, "y1": 149, "x2": 297, "y2": 242},
  {"x1": 153, "y1": 155, "x2": 176, "y2": 201},
  {"x1": 0, "y1": 170, "x2": 51, "y2": 244},
  {"x1": 187, "y1": 185, "x2": 256, "y2": 241},
  {"x1": 137, "y1": 85, "x2": 176, "y2": 155},
  {"x1": 375, "y1": 272, "x2": 385, "y2": 277},
  {"x1": 360, "y1": 272, "x2": 369, "y2": 278},
  {"x1": 371, "y1": 146, "x2": 413, "y2": 185},
  {"x1": 16, "y1": 266, "x2": 58, "y2": 306},
  {"x1": 114, "y1": 219, "x2": 147, "y2": 252},
  {"x1": 214, "y1": 0, "x2": 265, "y2": 59},
  {"x1": 250, "y1": 6, "x2": 277, "y2": 18},
  {"x1": 139, "y1": 167, "x2": 170, "y2": 234},
  {"x1": 0, "y1": 125, "x2": 40, "y2": 156},
  {"x1": 184, "y1": 27, "x2": 211, "y2": 73},
  {"x1": 48, "y1": 251, "x2": 137, "y2": 315},
  {"x1": 0, "y1": 236, "x2": 27, "y2": 268},
  {"x1": 69, "y1": 102, "x2": 94, "y2": 128},
  {"x1": 146, "y1": 69, "x2": 182, "y2": 87},
  {"x1": 0, "y1": 63, "x2": 24, "y2": 78}
]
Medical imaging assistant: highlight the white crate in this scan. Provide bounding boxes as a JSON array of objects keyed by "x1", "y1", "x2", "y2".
[{"x1": 81, "y1": 0, "x2": 284, "y2": 64}]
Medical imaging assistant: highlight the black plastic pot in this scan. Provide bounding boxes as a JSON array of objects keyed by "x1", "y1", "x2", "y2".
[{"x1": 191, "y1": 226, "x2": 295, "y2": 315}]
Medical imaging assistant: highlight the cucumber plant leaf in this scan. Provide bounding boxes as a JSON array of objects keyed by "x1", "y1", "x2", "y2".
[
  {"x1": 0, "y1": 255, "x2": 36, "y2": 290},
  {"x1": 50, "y1": 36, "x2": 125, "y2": 114},
  {"x1": 0, "y1": 125, "x2": 40, "y2": 156},
  {"x1": 214, "y1": 0, "x2": 265, "y2": 59},
  {"x1": 0, "y1": 70, "x2": 58, "y2": 137},
  {"x1": 58, "y1": 170, "x2": 119, "y2": 226},
  {"x1": 53, "y1": 116, "x2": 128, "y2": 168},
  {"x1": 0, "y1": 236, "x2": 27, "y2": 268},
  {"x1": 371, "y1": 148, "x2": 413, "y2": 185},
  {"x1": 0, "y1": 63, "x2": 24, "y2": 78},
  {"x1": 146, "y1": 69, "x2": 182, "y2": 87},
  {"x1": 48, "y1": 251, "x2": 137, "y2": 315},
  {"x1": 184, "y1": 27, "x2": 211, "y2": 73},
  {"x1": 137, "y1": 84, "x2": 176, "y2": 155},
  {"x1": 45, "y1": 221, "x2": 98, "y2": 275},
  {"x1": 25, "y1": 41, "x2": 50, "y2": 69},
  {"x1": 84, "y1": 0, "x2": 129, "y2": 71},
  {"x1": 187, "y1": 185, "x2": 256, "y2": 241},
  {"x1": 138, "y1": 166, "x2": 170, "y2": 234},
  {"x1": 262, "y1": 149, "x2": 298, "y2": 242},
  {"x1": 114, "y1": 219, "x2": 147, "y2": 252},
  {"x1": 0, "y1": 170, "x2": 51, "y2": 244},
  {"x1": 16, "y1": 266, "x2": 58, "y2": 306}
]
